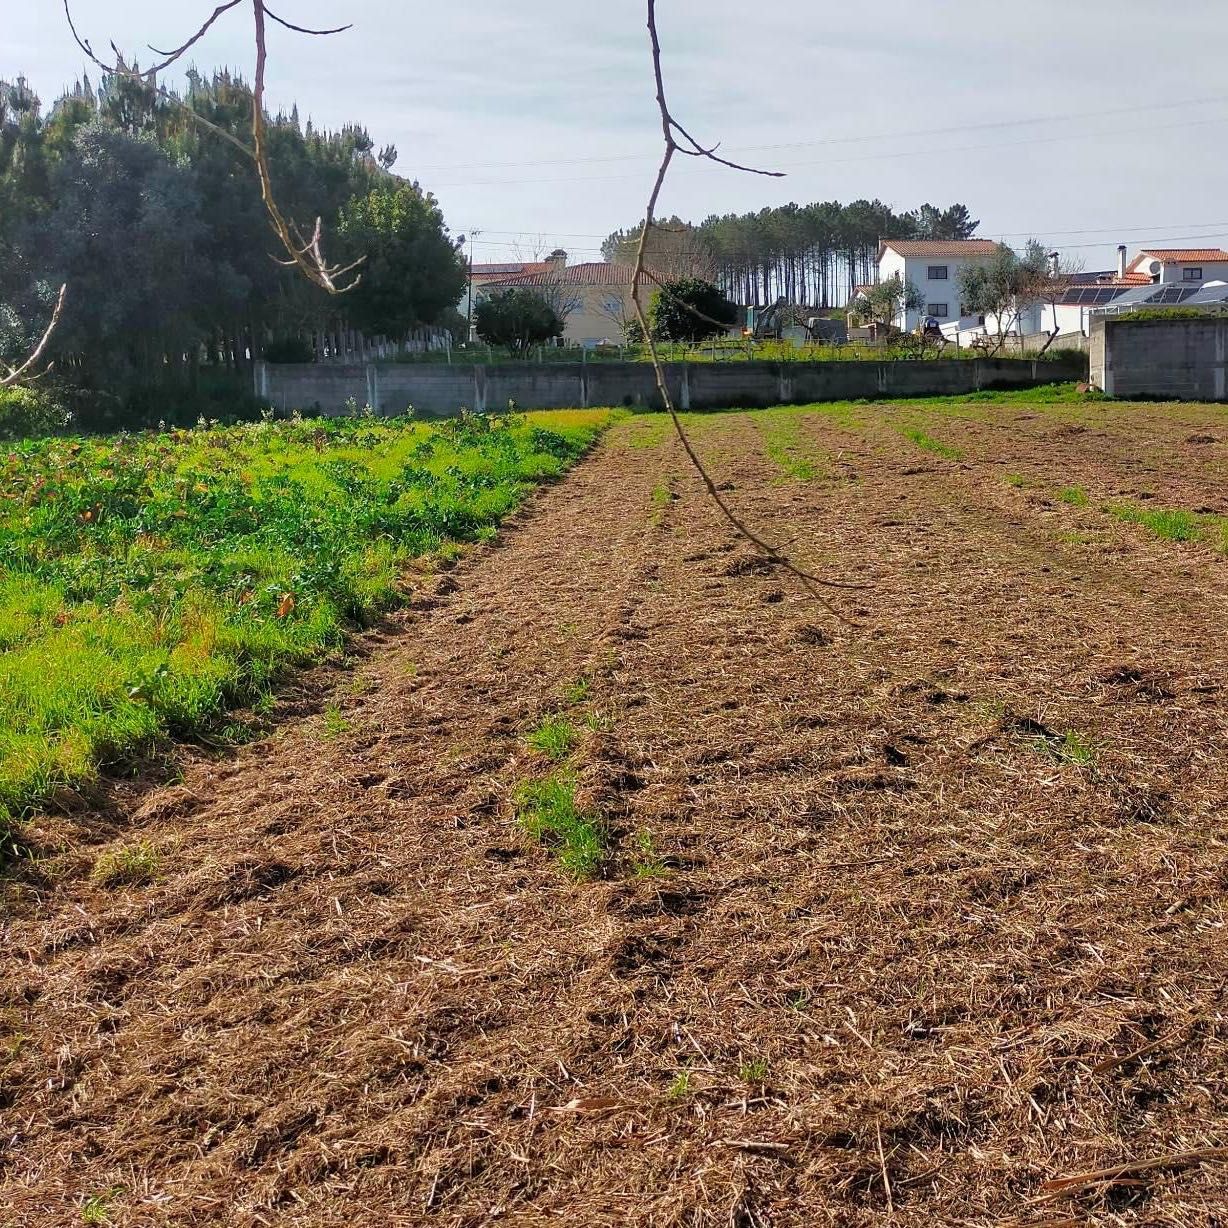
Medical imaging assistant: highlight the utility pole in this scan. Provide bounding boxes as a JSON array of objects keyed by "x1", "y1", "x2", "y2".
[{"x1": 466, "y1": 229, "x2": 482, "y2": 342}]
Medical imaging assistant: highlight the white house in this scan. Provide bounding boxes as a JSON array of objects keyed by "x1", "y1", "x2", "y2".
[
  {"x1": 1123, "y1": 246, "x2": 1228, "y2": 286},
  {"x1": 875, "y1": 238, "x2": 1002, "y2": 332}
]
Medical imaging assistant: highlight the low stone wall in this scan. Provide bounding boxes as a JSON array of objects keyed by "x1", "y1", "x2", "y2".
[
  {"x1": 255, "y1": 355, "x2": 1089, "y2": 417},
  {"x1": 1091, "y1": 316, "x2": 1228, "y2": 400}
]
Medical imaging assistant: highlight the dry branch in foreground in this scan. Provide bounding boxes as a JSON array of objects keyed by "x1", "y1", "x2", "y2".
[
  {"x1": 0, "y1": 283, "x2": 67, "y2": 388},
  {"x1": 629, "y1": 0, "x2": 862, "y2": 621},
  {"x1": 63, "y1": 0, "x2": 362, "y2": 293}
]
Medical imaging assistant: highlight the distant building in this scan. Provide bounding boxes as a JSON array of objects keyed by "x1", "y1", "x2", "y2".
[
  {"x1": 875, "y1": 238, "x2": 1002, "y2": 332},
  {"x1": 477, "y1": 251, "x2": 661, "y2": 346},
  {"x1": 460, "y1": 258, "x2": 549, "y2": 323},
  {"x1": 1123, "y1": 246, "x2": 1228, "y2": 285}
]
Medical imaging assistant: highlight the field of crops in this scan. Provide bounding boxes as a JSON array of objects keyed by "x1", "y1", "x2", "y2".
[
  {"x1": 3, "y1": 390, "x2": 1228, "y2": 1225},
  {"x1": 0, "y1": 409, "x2": 609, "y2": 840}
]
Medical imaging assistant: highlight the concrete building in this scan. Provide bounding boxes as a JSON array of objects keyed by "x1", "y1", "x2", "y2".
[
  {"x1": 1123, "y1": 246, "x2": 1228, "y2": 285},
  {"x1": 875, "y1": 238, "x2": 1002, "y2": 332},
  {"x1": 459, "y1": 257, "x2": 549, "y2": 324},
  {"x1": 477, "y1": 252, "x2": 660, "y2": 346}
]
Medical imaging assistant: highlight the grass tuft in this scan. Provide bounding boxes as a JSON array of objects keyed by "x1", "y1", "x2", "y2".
[
  {"x1": 1034, "y1": 730, "x2": 1097, "y2": 768},
  {"x1": 667, "y1": 1070, "x2": 693, "y2": 1099},
  {"x1": 515, "y1": 772, "x2": 604, "y2": 878},
  {"x1": 91, "y1": 842, "x2": 160, "y2": 888},
  {"x1": 90, "y1": 842, "x2": 160, "y2": 889},
  {"x1": 321, "y1": 704, "x2": 350, "y2": 740},
  {"x1": 901, "y1": 428, "x2": 963, "y2": 461},
  {"x1": 738, "y1": 1058, "x2": 770, "y2": 1084},
  {"x1": 1057, "y1": 485, "x2": 1089, "y2": 507},
  {"x1": 562, "y1": 677, "x2": 592, "y2": 706},
  {"x1": 526, "y1": 715, "x2": 580, "y2": 761},
  {"x1": 631, "y1": 829, "x2": 667, "y2": 879}
]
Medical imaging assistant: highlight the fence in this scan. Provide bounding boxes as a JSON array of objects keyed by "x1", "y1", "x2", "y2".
[{"x1": 255, "y1": 355, "x2": 1089, "y2": 418}]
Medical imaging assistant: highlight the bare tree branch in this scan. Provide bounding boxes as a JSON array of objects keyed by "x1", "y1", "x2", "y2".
[
  {"x1": 62, "y1": 0, "x2": 362, "y2": 293},
  {"x1": 263, "y1": 8, "x2": 353, "y2": 36},
  {"x1": 0, "y1": 284, "x2": 67, "y2": 389},
  {"x1": 630, "y1": 0, "x2": 862, "y2": 618}
]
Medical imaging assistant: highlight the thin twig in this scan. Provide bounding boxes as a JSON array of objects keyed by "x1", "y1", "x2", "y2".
[
  {"x1": 876, "y1": 1122, "x2": 895, "y2": 1216},
  {"x1": 1037, "y1": 1147, "x2": 1228, "y2": 1200},
  {"x1": 630, "y1": 0, "x2": 861, "y2": 619},
  {"x1": 263, "y1": 8, "x2": 352, "y2": 36}
]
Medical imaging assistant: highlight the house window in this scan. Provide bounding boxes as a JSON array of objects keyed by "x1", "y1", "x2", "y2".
[
  {"x1": 1183, "y1": 266, "x2": 1203, "y2": 281},
  {"x1": 926, "y1": 303, "x2": 949, "y2": 318},
  {"x1": 927, "y1": 265, "x2": 949, "y2": 280}
]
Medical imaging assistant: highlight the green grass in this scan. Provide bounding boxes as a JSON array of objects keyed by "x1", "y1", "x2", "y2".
[
  {"x1": 1004, "y1": 473, "x2": 1026, "y2": 488},
  {"x1": 526, "y1": 714, "x2": 581, "y2": 761},
  {"x1": 1034, "y1": 730, "x2": 1097, "y2": 768},
  {"x1": 738, "y1": 1058, "x2": 770, "y2": 1084},
  {"x1": 90, "y1": 841, "x2": 159, "y2": 888},
  {"x1": 515, "y1": 771, "x2": 604, "y2": 878},
  {"x1": 1057, "y1": 484, "x2": 1090, "y2": 507},
  {"x1": 0, "y1": 409, "x2": 609, "y2": 845},
  {"x1": 561, "y1": 677, "x2": 591, "y2": 706},
  {"x1": 631, "y1": 829, "x2": 667, "y2": 879},
  {"x1": 667, "y1": 1070, "x2": 693, "y2": 1100},
  {"x1": 1107, "y1": 501, "x2": 1201, "y2": 542},
  {"x1": 900, "y1": 427, "x2": 964, "y2": 461},
  {"x1": 80, "y1": 1188, "x2": 121, "y2": 1225},
  {"x1": 321, "y1": 704, "x2": 350, "y2": 740},
  {"x1": 759, "y1": 412, "x2": 822, "y2": 481}
]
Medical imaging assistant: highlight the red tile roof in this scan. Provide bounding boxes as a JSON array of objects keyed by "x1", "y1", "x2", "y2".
[
  {"x1": 878, "y1": 239, "x2": 1000, "y2": 259},
  {"x1": 482, "y1": 262, "x2": 662, "y2": 288},
  {"x1": 1133, "y1": 248, "x2": 1228, "y2": 262},
  {"x1": 471, "y1": 261, "x2": 548, "y2": 279}
]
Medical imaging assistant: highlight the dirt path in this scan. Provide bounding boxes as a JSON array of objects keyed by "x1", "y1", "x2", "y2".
[{"x1": 2, "y1": 408, "x2": 1227, "y2": 1227}]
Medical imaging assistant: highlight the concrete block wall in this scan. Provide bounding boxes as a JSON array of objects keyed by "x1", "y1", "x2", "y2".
[
  {"x1": 1091, "y1": 316, "x2": 1228, "y2": 400},
  {"x1": 255, "y1": 355, "x2": 1088, "y2": 418}
]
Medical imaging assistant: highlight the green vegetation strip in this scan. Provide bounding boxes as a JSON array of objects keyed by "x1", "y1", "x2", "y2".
[
  {"x1": 759, "y1": 411, "x2": 822, "y2": 481},
  {"x1": 515, "y1": 772, "x2": 604, "y2": 878},
  {"x1": 0, "y1": 409, "x2": 609, "y2": 842},
  {"x1": 900, "y1": 427, "x2": 964, "y2": 461},
  {"x1": 1059, "y1": 485, "x2": 1227, "y2": 550}
]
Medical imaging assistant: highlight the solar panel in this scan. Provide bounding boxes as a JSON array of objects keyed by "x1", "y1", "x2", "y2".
[
  {"x1": 1183, "y1": 284, "x2": 1228, "y2": 305},
  {"x1": 1150, "y1": 285, "x2": 1198, "y2": 304},
  {"x1": 1065, "y1": 286, "x2": 1131, "y2": 306}
]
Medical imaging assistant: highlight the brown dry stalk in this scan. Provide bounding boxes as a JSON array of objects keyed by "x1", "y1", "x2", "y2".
[
  {"x1": 1037, "y1": 1146, "x2": 1228, "y2": 1199},
  {"x1": 630, "y1": 1, "x2": 862, "y2": 621}
]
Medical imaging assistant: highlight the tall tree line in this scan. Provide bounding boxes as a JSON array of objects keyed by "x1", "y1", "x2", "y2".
[
  {"x1": 604, "y1": 201, "x2": 978, "y2": 307},
  {"x1": 0, "y1": 71, "x2": 466, "y2": 426}
]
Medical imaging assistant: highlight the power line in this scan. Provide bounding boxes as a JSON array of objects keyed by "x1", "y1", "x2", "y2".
[
  {"x1": 431, "y1": 112, "x2": 1228, "y2": 189},
  {"x1": 414, "y1": 93, "x2": 1228, "y2": 174}
]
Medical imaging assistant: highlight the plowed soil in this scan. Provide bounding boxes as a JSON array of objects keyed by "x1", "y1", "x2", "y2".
[{"x1": 3, "y1": 397, "x2": 1227, "y2": 1227}]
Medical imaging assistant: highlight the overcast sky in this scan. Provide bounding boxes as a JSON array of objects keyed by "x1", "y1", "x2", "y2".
[{"x1": 10, "y1": 0, "x2": 1228, "y2": 276}]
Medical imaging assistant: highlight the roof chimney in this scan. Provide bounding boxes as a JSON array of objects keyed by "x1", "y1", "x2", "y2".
[
  {"x1": 544, "y1": 248, "x2": 567, "y2": 272},
  {"x1": 1117, "y1": 244, "x2": 1127, "y2": 279},
  {"x1": 1049, "y1": 251, "x2": 1060, "y2": 277}
]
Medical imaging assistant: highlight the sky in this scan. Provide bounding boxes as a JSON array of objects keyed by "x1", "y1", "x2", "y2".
[{"x1": 9, "y1": 0, "x2": 1228, "y2": 279}]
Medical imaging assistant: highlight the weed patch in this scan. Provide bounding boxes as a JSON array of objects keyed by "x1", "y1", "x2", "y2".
[
  {"x1": 515, "y1": 772, "x2": 604, "y2": 877},
  {"x1": 90, "y1": 842, "x2": 160, "y2": 888},
  {"x1": 1058, "y1": 485, "x2": 1089, "y2": 507},
  {"x1": 526, "y1": 715, "x2": 580, "y2": 761},
  {"x1": 0, "y1": 410, "x2": 608, "y2": 844},
  {"x1": 901, "y1": 428, "x2": 963, "y2": 461},
  {"x1": 1107, "y1": 502, "x2": 1201, "y2": 542}
]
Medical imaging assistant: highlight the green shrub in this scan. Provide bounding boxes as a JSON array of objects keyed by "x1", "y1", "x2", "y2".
[{"x1": 0, "y1": 386, "x2": 72, "y2": 440}]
